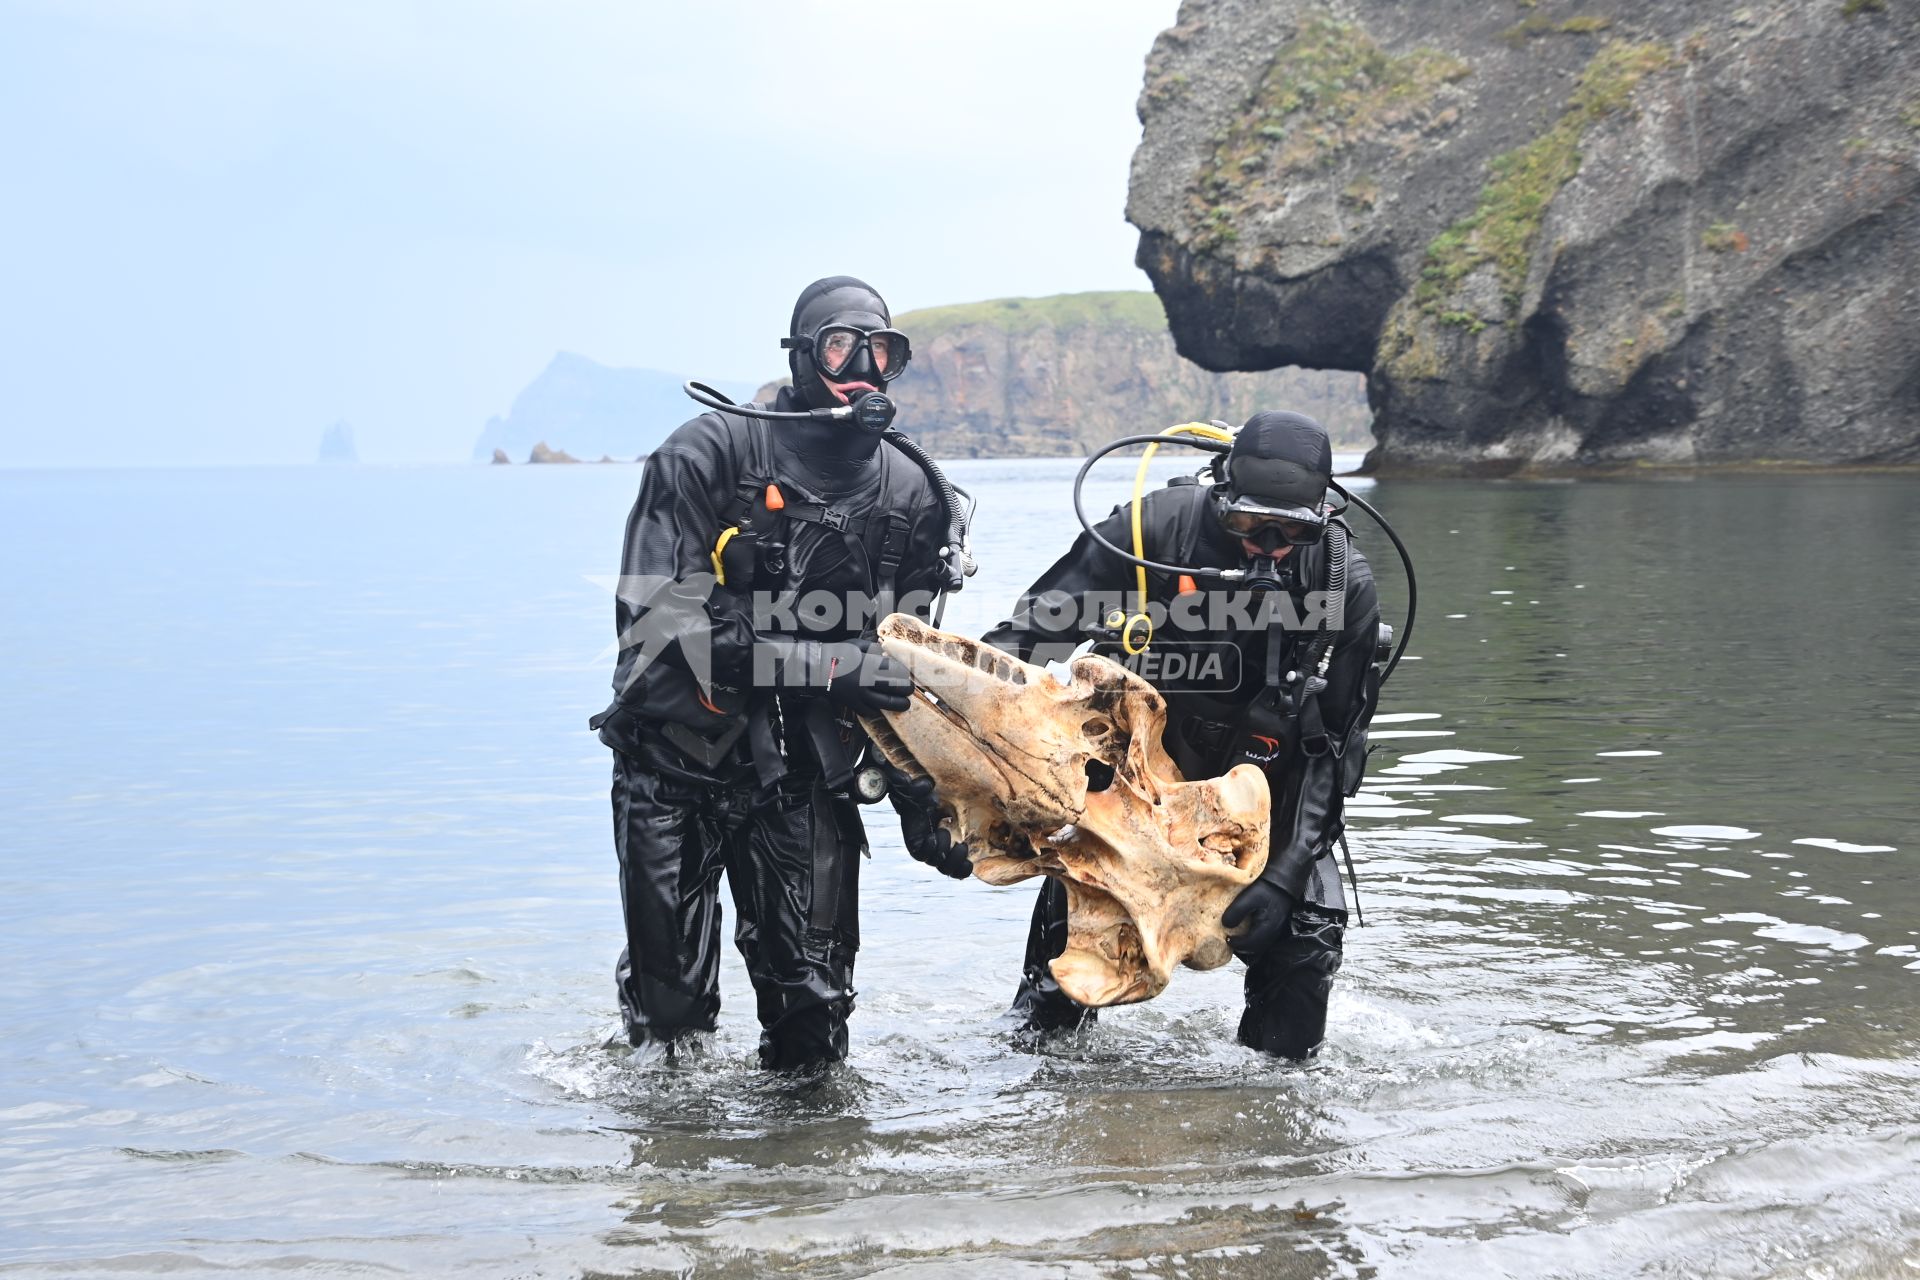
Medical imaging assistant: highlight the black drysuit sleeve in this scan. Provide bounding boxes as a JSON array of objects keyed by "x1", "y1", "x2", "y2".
[
  {"x1": 610, "y1": 415, "x2": 761, "y2": 696},
  {"x1": 1262, "y1": 548, "x2": 1380, "y2": 903}
]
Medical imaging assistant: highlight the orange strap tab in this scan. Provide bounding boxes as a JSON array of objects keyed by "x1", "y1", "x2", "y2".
[
  {"x1": 1177, "y1": 574, "x2": 1199, "y2": 595},
  {"x1": 764, "y1": 483, "x2": 785, "y2": 511}
]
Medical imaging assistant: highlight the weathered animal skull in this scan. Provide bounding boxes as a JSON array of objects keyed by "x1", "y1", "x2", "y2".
[{"x1": 862, "y1": 614, "x2": 1269, "y2": 1007}]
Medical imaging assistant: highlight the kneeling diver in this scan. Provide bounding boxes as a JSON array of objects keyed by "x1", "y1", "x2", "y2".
[{"x1": 982, "y1": 411, "x2": 1393, "y2": 1059}]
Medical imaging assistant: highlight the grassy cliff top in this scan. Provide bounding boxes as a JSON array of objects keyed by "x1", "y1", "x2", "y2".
[{"x1": 895, "y1": 291, "x2": 1169, "y2": 339}]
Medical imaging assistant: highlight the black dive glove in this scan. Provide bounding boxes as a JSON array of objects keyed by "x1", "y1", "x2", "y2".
[
  {"x1": 830, "y1": 640, "x2": 913, "y2": 715},
  {"x1": 889, "y1": 773, "x2": 973, "y2": 880},
  {"x1": 1222, "y1": 878, "x2": 1297, "y2": 961},
  {"x1": 762, "y1": 637, "x2": 912, "y2": 714}
]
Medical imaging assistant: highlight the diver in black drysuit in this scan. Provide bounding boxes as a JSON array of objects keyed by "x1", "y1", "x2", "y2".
[
  {"x1": 590, "y1": 277, "x2": 971, "y2": 1070},
  {"x1": 982, "y1": 412, "x2": 1382, "y2": 1059}
]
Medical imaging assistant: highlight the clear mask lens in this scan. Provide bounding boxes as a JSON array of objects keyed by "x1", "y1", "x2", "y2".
[
  {"x1": 817, "y1": 327, "x2": 861, "y2": 377},
  {"x1": 811, "y1": 326, "x2": 910, "y2": 380},
  {"x1": 1218, "y1": 497, "x2": 1325, "y2": 545}
]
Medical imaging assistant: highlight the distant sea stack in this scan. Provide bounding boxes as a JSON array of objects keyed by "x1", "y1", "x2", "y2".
[
  {"x1": 1128, "y1": 1, "x2": 1920, "y2": 471},
  {"x1": 473, "y1": 353, "x2": 758, "y2": 463},
  {"x1": 527, "y1": 441, "x2": 579, "y2": 464},
  {"x1": 317, "y1": 421, "x2": 357, "y2": 464},
  {"x1": 755, "y1": 291, "x2": 1371, "y2": 457}
]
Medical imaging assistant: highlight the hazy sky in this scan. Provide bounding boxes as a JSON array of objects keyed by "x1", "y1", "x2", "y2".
[{"x1": 1, "y1": 1, "x2": 1180, "y2": 465}]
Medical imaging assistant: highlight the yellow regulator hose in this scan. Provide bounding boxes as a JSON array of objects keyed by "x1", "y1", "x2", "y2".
[{"x1": 1121, "y1": 422, "x2": 1235, "y2": 655}]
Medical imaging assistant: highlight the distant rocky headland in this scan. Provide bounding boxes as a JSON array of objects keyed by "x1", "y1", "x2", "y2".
[
  {"x1": 473, "y1": 354, "x2": 757, "y2": 464},
  {"x1": 483, "y1": 291, "x2": 1371, "y2": 464},
  {"x1": 758, "y1": 292, "x2": 1371, "y2": 457},
  {"x1": 1128, "y1": 0, "x2": 1920, "y2": 472}
]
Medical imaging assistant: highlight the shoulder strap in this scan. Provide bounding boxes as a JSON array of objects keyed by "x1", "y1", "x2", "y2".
[
  {"x1": 870, "y1": 510, "x2": 912, "y2": 621},
  {"x1": 1136, "y1": 483, "x2": 1215, "y2": 605},
  {"x1": 862, "y1": 444, "x2": 913, "y2": 621},
  {"x1": 1170, "y1": 484, "x2": 1215, "y2": 585},
  {"x1": 718, "y1": 409, "x2": 777, "y2": 528}
]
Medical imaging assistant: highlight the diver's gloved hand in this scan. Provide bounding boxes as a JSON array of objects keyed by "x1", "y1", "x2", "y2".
[
  {"x1": 889, "y1": 773, "x2": 973, "y2": 879},
  {"x1": 1222, "y1": 878, "x2": 1297, "y2": 961},
  {"x1": 762, "y1": 638, "x2": 912, "y2": 714},
  {"x1": 827, "y1": 638, "x2": 913, "y2": 716}
]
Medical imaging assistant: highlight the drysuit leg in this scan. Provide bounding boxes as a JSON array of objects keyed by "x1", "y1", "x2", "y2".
[
  {"x1": 727, "y1": 780, "x2": 863, "y2": 1071},
  {"x1": 1009, "y1": 878, "x2": 1098, "y2": 1033},
  {"x1": 611, "y1": 752, "x2": 728, "y2": 1045},
  {"x1": 1238, "y1": 851, "x2": 1347, "y2": 1059}
]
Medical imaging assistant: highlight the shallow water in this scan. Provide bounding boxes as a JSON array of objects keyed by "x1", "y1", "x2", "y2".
[{"x1": 1, "y1": 459, "x2": 1916, "y2": 1278}]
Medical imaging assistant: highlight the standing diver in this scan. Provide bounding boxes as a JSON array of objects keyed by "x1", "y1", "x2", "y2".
[
  {"x1": 590, "y1": 276, "x2": 973, "y2": 1071},
  {"x1": 982, "y1": 411, "x2": 1388, "y2": 1059}
]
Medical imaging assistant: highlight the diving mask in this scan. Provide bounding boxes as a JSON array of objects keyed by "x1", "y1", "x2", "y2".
[
  {"x1": 782, "y1": 324, "x2": 912, "y2": 382},
  {"x1": 1214, "y1": 491, "x2": 1329, "y2": 552}
]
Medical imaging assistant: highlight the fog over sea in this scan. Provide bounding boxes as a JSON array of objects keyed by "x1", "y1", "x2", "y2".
[{"x1": 2, "y1": 457, "x2": 1917, "y2": 1278}]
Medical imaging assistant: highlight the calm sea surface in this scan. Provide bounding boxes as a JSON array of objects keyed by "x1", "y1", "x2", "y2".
[{"x1": 2, "y1": 457, "x2": 1917, "y2": 1278}]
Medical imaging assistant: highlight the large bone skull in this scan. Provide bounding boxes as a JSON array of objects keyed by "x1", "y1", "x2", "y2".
[{"x1": 862, "y1": 614, "x2": 1269, "y2": 1007}]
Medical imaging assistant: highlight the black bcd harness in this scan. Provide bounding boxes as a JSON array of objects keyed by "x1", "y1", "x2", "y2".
[
  {"x1": 599, "y1": 407, "x2": 925, "y2": 791},
  {"x1": 712, "y1": 408, "x2": 914, "y2": 622}
]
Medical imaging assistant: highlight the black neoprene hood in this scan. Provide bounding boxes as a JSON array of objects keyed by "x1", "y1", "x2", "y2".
[{"x1": 1226, "y1": 410, "x2": 1334, "y2": 510}]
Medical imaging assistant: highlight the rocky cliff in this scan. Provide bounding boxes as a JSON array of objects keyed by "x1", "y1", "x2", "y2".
[
  {"x1": 1130, "y1": 1, "x2": 1920, "y2": 471},
  {"x1": 758, "y1": 291, "x2": 1371, "y2": 456}
]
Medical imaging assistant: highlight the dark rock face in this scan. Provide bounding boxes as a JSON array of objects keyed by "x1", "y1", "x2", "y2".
[
  {"x1": 1130, "y1": 1, "x2": 1920, "y2": 471},
  {"x1": 760, "y1": 292, "x2": 1372, "y2": 457}
]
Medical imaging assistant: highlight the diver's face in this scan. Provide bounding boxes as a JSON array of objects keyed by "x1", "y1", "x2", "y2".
[{"x1": 1240, "y1": 539, "x2": 1295, "y2": 561}]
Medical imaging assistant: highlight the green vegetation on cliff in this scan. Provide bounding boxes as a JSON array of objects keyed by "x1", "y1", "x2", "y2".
[
  {"x1": 1416, "y1": 39, "x2": 1671, "y2": 321},
  {"x1": 1194, "y1": 11, "x2": 1469, "y2": 252},
  {"x1": 1500, "y1": 14, "x2": 1614, "y2": 46},
  {"x1": 896, "y1": 292, "x2": 1168, "y2": 340},
  {"x1": 874, "y1": 291, "x2": 1374, "y2": 456}
]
